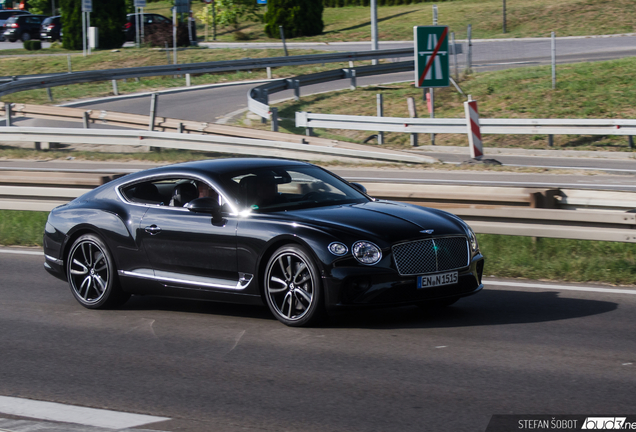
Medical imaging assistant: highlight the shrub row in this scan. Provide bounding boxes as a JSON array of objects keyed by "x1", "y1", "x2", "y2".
[
  {"x1": 323, "y1": 0, "x2": 445, "y2": 6},
  {"x1": 23, "y1": 40, "x2": 42, "y2": 51}
]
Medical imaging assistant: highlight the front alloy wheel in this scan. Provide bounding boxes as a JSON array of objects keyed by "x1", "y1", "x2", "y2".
[
  {"x1": 67, "y1": 234, "x2": 129, "y2": 309},
  {"x1": 265, "y1": 245, "x2": 325, "y2": 327}
]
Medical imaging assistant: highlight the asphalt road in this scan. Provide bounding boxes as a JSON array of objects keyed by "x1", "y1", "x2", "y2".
[{"x1": 1, "y1": 251, "x2": 635, "y2": 432}]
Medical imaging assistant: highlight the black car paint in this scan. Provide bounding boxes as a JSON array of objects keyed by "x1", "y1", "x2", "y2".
[{"x1": 44, "y1": 159, "x2": 484, "y2": 314}]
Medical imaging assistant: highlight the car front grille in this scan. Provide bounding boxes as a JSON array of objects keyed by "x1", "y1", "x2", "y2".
[{"x1": 392, "y1": 236, "x2": 470, "y2": 276}]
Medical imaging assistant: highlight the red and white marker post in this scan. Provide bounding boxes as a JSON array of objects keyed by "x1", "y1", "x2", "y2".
[{"x1": 464, "y1": 96, "x2": 483, "y2": 159}]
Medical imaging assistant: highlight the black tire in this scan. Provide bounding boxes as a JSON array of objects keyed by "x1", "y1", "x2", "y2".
[
  {"x1": 264, "y1": 245, "x2": 325, "y2": 327},
  {"x1": 66, "y1": 234, "x2": 130, "y2": 309},
  {"x1": 20, "y1": 32, "x2": 30, "y2": 42},
  {"x1": 8, "y1": 38, "x2": 16, "y2": 43}
]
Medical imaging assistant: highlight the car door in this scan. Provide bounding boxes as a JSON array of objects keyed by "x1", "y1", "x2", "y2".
[{"x1": 137, "y1": 178, "x2": 240, "y2": 292}]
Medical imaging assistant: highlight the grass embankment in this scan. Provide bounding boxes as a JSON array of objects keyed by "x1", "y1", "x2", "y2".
[
  {"x1": 3, "y1": 210, "x2": 635, "y2": 285},
  {"x1": 241, "y1": 56, "x2": 636, "y2": 152},
  {"x1": 145, "y1": 0, "x2": 636, "y2": 42},
  {"x1": 0, "y1": 47, "x2": 375, "y2": 105}
]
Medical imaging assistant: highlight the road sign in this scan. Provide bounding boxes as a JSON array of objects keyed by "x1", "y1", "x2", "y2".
[
  {"x1": 134, "y1": 0, "x2": 146, "y2": 6},
  {"x1": 81, "y1": 0, "x2": 92, "y2": 12},
  {"x1": 414, "y1": 26, "x2": 449, "y2": 88},
  {"x1": 175, "y1": 0, "x2": 189, "y2": 13}
]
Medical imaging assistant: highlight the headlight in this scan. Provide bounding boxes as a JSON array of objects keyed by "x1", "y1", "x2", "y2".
[
  {"x1": 328, "y1": 242, "x2": 348, "y2": 256},
  {"x1": 467, "y1": 226, "x2": 479, "y2": 252},
  {"x1": 352, "y1": 241, "x2": 382, "y2": 265}
]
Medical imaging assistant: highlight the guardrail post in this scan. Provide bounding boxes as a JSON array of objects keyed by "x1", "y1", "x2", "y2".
[
  {"x1": 407, "y1": 97, "x2": 418, "y2": 147},
  {"x1": 279, "y1": 26, "x2": 288, "y2": 56},
  {"x1": 548, "y1": 134, "x2": 554, "y2": 147},
  {"x1": 294, "y1": 80, "x2": 300, "y2": 101},
  {"x1": 46, "y1": 88, "x2": 53, "y2": 102},
  {"x1": 83, "y1": 111, "x2": 90, "y2": 129},
  {"x1": 149, "y1": 93, "x2": 158, "y2": 132},
  {"x1": 629, "y1": 136, "x2": 634, "y2": 150},
  {"x1": 5, "y1": 102, "x2": 12, "y2": 127},
  {"x1": 186, "y1": 73, "x2": 191, "y2": 87},
  {"x1": 271, "y1": 107, "x2": 278, "y2": 132},
  {"x1": 267, "y1": 67, "x2": 272, "y2": 79},
  {"x1": 376, "y1": 94, "x2": 384, "y2": 145},
  {"x1": 305, "y1": 112, "x2": 313, "y2": 136},
  {"x1": 178, "y1": 122, "x2": 184, "y2": 133},
  {"x1": 111, "y1": 79, "x2": 118, "y2": 96},
  {"x1": 348, "y1": 69, "x2": 357, "y2": 90}
]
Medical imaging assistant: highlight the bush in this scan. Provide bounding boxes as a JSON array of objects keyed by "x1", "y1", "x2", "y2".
[
  {"x1": 144, "y1": 22, "x2": 192, "y2": 48},
  {"x1": 265, "y1": 0, "x2": 324, "y2": 38},
  {"x1": 61, "y1": 0, "x2": 125, "y2": 50},
  {"x1": 23, "y1": 40, "x2": 42, "y2": 51}
]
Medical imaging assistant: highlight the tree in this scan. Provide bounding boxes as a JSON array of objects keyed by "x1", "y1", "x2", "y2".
[
  {"x1": 25, "y1": 0, "x2": 56, "y2": 15},
  {"x1": 60, "y1": 0, "x2": 126, "y2": 50},
  {"x1": 91, "y1": 0, "x2": 126, "y2": 49},
  {"x1": 264, "y1": 0, "x2": 323, "y2": 38},
  {"x1": 60, "y1": 0, "x2": 82, "y2": 50},
  {"x1": 216, "y1": 0, "x2": 260, "y2": 32}
]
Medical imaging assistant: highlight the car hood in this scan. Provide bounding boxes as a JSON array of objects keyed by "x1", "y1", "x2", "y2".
[{"x1": 280, "y1": 200, "x2": 468, "y2": 245}]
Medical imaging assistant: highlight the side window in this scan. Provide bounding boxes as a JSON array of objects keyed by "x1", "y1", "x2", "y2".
[{"x1": 121, "y1": 178, "x2": 226, "y2": 208}]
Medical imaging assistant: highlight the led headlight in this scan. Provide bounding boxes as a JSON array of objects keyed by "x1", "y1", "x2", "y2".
[
  {"x1": 328, "y1": 242, "x2": 348, "y2": 256},
  {"x1": 352, "y1": 241, "x2": 382, "y2": 265},
  {"x1": 467, "y1": 226, "x2": 479, "y2": 253}
]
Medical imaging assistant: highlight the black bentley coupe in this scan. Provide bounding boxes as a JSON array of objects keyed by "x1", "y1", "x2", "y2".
[{"x1": 43, "y1": 158, "x2": 484, "y2": 326}]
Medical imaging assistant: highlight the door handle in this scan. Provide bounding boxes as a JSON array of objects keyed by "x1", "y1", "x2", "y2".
[{"x1": 144, "y1": 225, "x2": 162, "y2": 235}]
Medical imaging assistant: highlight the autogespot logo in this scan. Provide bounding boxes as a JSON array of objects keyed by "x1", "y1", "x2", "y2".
[{"x1": 582, "y1": 418, "x2": 633, "y2": 430}]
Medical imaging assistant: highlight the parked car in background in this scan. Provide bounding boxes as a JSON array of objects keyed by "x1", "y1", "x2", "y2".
[
  {"x1": 123, "y1": 13, "x2": 171, "y2": 42},
  {"x1": 40, "y1": 15, "x2": 60, "y2": 41},
  {"x1": 0, "y1": 9, "x2": 30, "y2": 41},
  {"x1": 3, "y1": 13, "x2": 47, "y2": 42}
]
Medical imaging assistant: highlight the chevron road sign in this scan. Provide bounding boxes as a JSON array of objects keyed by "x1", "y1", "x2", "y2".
[{"x1": 414, "y1": 26, "x2": 449, "y2": 88}]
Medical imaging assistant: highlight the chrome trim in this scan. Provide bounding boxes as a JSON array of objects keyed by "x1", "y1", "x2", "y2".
[
  {"x1": 44, "y1": 254, "x2": 63, "y2": 266},
  {"x1": 116, "y1": 172, "x2": 239, "y2": 214},
  {"x1": 391, "y1": 235, "x2": 470, "y2": 276},
  {"x1": 118, "y1": 269, "x2": 253, "y2": 291}
]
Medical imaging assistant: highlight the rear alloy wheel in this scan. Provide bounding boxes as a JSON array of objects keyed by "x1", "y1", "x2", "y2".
[
  {"x1": 67, "y1": 234, "x2": 129, "y2": 309},
  {"x1": 265, "y1": 245, "x2": 325, "y2": 327},
  {"x1": 20, "y1": 32, "x2": 30, "y2": 42}
]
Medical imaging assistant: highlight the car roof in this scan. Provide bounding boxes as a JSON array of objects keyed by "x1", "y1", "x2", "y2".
[{"x1": 119, "y1": 158, "x2": 311, "y2": 184}]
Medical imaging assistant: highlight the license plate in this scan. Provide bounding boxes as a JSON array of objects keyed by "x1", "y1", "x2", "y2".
[{"x1": 417, "y1": 271, "x2": 458, "y2": 288}]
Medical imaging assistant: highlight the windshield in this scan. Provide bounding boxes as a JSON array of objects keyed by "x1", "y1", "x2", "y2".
[{"x1": 218, "y1": 165, "x2": 369, "y2": 212}]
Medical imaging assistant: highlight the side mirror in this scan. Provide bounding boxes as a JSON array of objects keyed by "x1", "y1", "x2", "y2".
[
  {"x1": 185, "y1": 197, "x2": 221, "y2": 215},
  {"x1": 350, "y1": 182, "x2": 367, "y2": 194}
]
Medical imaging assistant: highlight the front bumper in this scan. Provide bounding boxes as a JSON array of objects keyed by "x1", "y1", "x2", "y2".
[{"x1": 323, "y1": 254, "x2": 484, "y2": 309}]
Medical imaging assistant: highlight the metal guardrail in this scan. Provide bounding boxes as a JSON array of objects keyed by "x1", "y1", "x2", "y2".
[
  {"x1": 294, "y1": 112, "x2": 636, "y2": 137},
  {"x1": 248, "y1": 61, "x2": 414, "y2": 120},
  {"x1": 0, "y1": 127, "x2": 432, "y2": 165},
  {"x1": 0, "y1": 104, "x2": 436, "y2": 164},
  {"x1": 0, "y1": 48, "x2": 412, "y2": 98},
  {"x1": 1, "y1": 172, "x2": 635, "y2": 242}
]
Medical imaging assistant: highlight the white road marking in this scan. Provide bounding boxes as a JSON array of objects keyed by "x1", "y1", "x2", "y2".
[
  {"x1": 0, "y1": 249, "x2": 42, "y2": 256},
  {"x1": 0, "y1": 396, "x2": 170, "y2": 430},
  {"x1": 487, "y1": 280, "x2": 636, "y2": 295}
]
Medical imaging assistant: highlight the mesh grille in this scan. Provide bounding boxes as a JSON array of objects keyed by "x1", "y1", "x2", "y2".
[{"x1": 392, "y1": 236, "x2": 469, "y2": 276}]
